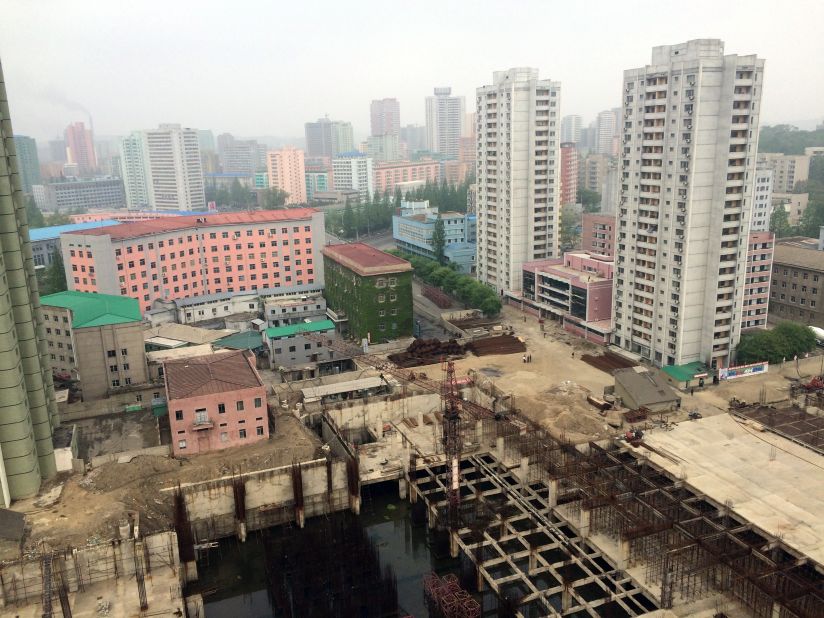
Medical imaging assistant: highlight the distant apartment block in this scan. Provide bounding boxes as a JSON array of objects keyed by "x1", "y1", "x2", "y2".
[
  {"x1": 305, "y1": 118, "x2": 354, "y2": 157},
  {"x1": 742, "y1": 231, "x2": 774, "y2": 331},
  {"x1": 773, "y1": 192, "x2": 809, "y2": 225},
  {"x1": 475, "y1": 68, "x2": 562, "y2": 292},
  {"x1": 579, "y1": 154, "x2": 609, "y2": 193},
  {"x1": 560, "y1": 142, "x2": 578, "y2": 204},
  {"x1": 165, "y1": 350, "x2": 268, "y2": 456},
  {"x1": 64, "y1": 121, "x2": 97, "y2": 174},
  {"x1": 62, "y1": 209, "x2": 325, "y2": 313},
  {"x1": 400, "y1": 124, "x2": 427, "y2": 153},
  {"x1": 267, "y1": 147, "x2": 307, "y2": 204},
  {"x1": 366, "y1": 134, "x2": 401, "y2": 162},
  {"x1": 581, "y1": 213, "x2": 616, "y2": 257},
  {"x1": 757, "y1": 153, "x2": 810, "y2": 193},
  {"x1": 332, "y1": 153, "x2": 374, "y2": 202},
  {"x1": 370, "y1": 98, "x2": 401, "y2": 136},
  {"x1": 305, "y1": 168, "x2": 330, "y2": 201},
  {"x1": 516, "y1": 252, "x2": 614, "y2": 344},
  {"x1": 560, "y1": 115, "x2": 582, "y2": 144},
  {"x1": 12, "y1": 135, "x2": 40, "y2": 193},
  {"x1": 120, "y1": 131, "x2": 150, "y2": 209},
  {"x1": 425, "y1": 87, "x2": 465, "y2": 158},
  {"x1": 33, "y1": 177, "x2": 125, "y2": 211},
  {"x1": 143, "y1": 124, "x2": 205, "y2": 212},
  {"x1": 392, "y1": 204, "x2": 477, "y2": 273},
  {"x1": 750, "y1": 167, "x2": 773, "y2": 232},
  {"x1": 323, "y1": 243, "x2": 413, "y2": 341},
  {"x1": 769, "y1": 232, "x2": 824, "y2": 328},
  {"x1": 41, "y1": 291, "x2": 149, "y2": 400},
  {"x1": 373, "y1": 159, "x2": 440, "y2": 195},
  {"x1": 218, "y1": 134, "x2": 265, "y2": 175}
]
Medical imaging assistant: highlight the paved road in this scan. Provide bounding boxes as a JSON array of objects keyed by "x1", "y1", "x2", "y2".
[{"x1": 325, "y1": 229, "x2": 396, "y2": 250}]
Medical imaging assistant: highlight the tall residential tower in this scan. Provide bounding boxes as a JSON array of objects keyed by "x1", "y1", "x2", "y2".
[
  {"x1": 612, "y1": 39, "x2": 764, "y2": 368},
  {"x1": 475, "y1": 68, "x2": 562, "y2": 292},
  {"x1": 142, "y1": 124, "x2": 205, "y2": 211},
  {"x1": 425, "y1": 87, "x2": 465, "y2": 158},
  {"x1": 0, "y1": 60, "x2": 60, "y2": 505}
]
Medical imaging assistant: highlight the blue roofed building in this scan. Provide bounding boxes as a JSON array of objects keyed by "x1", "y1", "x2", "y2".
[
  {"x1": 29, "y1": 220, "x2": 121, "y2": 268},
  {"x1": 392, "y1": 205, "x2": 477, "y2": 274}
]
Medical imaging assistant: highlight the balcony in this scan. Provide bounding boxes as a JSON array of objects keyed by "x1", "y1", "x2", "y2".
[{"x1": 192, "y1": 419, "x2": 214, "y2": 430}]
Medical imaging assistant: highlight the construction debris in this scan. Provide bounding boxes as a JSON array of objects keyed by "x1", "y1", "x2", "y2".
[
  {"x1": 465, "y1": 335, "x2": 526, "y2": 357},
  {"x1": 388, "y1": 338, "x2": 465, "y2": 368}
]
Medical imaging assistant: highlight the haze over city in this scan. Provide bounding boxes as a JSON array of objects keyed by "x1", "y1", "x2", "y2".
[{"x1": 2, "y1": 0, "x2": 823, "y2": 141}]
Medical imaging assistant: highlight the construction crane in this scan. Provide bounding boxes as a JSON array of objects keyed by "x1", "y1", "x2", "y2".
[{"x1": 441, "y1": 360, "x2": 463, "y2": 528}]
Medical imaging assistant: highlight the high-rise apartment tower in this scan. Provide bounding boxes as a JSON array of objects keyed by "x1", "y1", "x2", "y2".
[
  {"x1": 613, "y1": 39, "x2": 764, "y2": 368},
  {"x1": 475, "y1": 68, "x2": 562, "y2": 292},
  {"x1": 425, "y1": 87, "x2": 465, "y2": 158}
]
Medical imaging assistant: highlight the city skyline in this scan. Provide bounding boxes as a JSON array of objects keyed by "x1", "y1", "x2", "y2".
[{"x1": 1, "y1": 1, "x2": 823, "y2": 142}]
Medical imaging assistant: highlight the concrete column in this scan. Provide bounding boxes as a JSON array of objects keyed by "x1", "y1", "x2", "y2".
[
  {"x1": 547, "y1": 479, "x2": 559, "y2": 508},
  {"x1": 772, "y1": 602, "x2": 782, "y2": 618},
  {"x1": 428, "y1": 504, "x2": 437, "y2": 529},
  {"x1": 519, "y1": 456, "x2": 530, "y2": 483},
  {"x1": 398, "y1": 478, "x2": 408, "y2": 500},
  {"x1": 475, "y1": 419, "x2": 484, "y2": 446},
  {"x1": 496, "y1": 436, "x2": 505, "y2": 463},
  {"x1": 450, "y1": 530, "x2": 460, "y2": 558},
  {"x1": 349, "y1": 493, "x2": 361, "y2": 515},
  {"x1": 236, "y1": 521, "x2": 247, "y2": 543},
  {"x1": 528, "y1": 549, "x2": 537, "y2": 574},
  {"x1": 182, "y1": 560, "x2": 199, "y2": 583},
  {"x1": 562, "y1": 586, "x2": 572, "y2": 612},
  {"x1": 120, "y1": 538, "x2": 136, "y2": 578},
  {"x1": 408, "y1": 480, "x2": 417, "y2": 504},
  {"x1": 579, "y1": 508, "x2": 591, "y2": 538}
]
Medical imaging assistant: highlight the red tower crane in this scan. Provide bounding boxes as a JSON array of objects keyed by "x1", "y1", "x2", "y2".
[{"x1": 441, "y1": 360, "x2": 463, "y2": 529}]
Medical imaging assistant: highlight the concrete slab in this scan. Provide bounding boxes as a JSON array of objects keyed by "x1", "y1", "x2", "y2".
[{"x1": 629, "y1": 413, "x2": 824, "y2": 565}]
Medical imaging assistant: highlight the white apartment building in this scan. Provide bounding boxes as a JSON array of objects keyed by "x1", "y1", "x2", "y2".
[
  {"x1": 120, "y1": 131, "x2": 149, "y2": 209},
  {"x1": 266, "y1": 147, "x2": 307, "y2": 204},
  {"x1": 475, "y1": 68, "x2": 562, "y2": 292},
  {"x1": 596, "y1": 110, "x2": 618, "y2": 156},
  {"x1": 750, "y1": 166, "x2": 773, "y2": 232},
  {"x1": 425, "y1": 87, "x2": 465, "y2": 158},
  {"x1": 561, "y1": 115, "x2": 582, "y2": 144},
  {"x1": 613, "y1": 39, "x2": 764, "y2": 369},
  {"x1": 756, "y1": 152, "x2": 810, "y2": 193},
  {"x1": 332, "y1": 154, "x2": 374, "y2": 203},
  {"x1": 143, "y1": 124, "x2": 206, "y2": 211}
]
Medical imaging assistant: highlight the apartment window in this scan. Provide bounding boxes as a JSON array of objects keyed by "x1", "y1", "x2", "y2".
[
  {"x1": 220, "y1": 432, "x2": 229, "y2": 443},
  {"x1": 175, "y1": 410, "x2": 183, "y2": 421},
  {"x1": 254, "y1": 397, "x2": 262, "y2": 408},
  {"x1": 239, "y1": 429, "x2": 247, "y2": 439},
  {"x1": 121, "y1": 348, "x2": 128, "y2": 356},
  {"x1": 256, "y1": 426, "x2": 264, "y2": 436},
  {"x1": 123, "y1": 363, "x2": 130, "y2": 370},
  {"x1": 389, "y1": 294, "x2": 397, "y2": 302},
  {"x1": 195, "y1": 408, "x2": 208, "y2": 423},
  {"x1": 218, "y1": 403, "x2": 226, "y2": 414},
  {"x1": 107, "y1": 350, "x2": 116, "y2": 358},
  {"x1": 178, "y1": 440, "x2": 187, "y2": 450},
  {"x1": 111, "y1": 379, "x2": 120, "y2": 387},
  {"x1": 376, "y1": 278, "x2": 386, "y2": 288},
  {"x1": 377, "y1": 294, "x2": 385, "y2": 303},
  {"x1": 236, "y1": 401, "x2": 245, "y2": 411}
]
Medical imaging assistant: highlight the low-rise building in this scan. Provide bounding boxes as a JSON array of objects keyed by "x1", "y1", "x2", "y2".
[
  {"x1": 32, "y1": 178, "x2": 126, "y2": 211},
  {"x1": 581, "y1": 213, "x2": 615, "y2": 257},
  {"x1": 164, "y1": 350, "x2": 269, "y2": 456},
  {"x1": 757, "y1": 153, "x2": 810, "y2": 193},
  {"x1": 392, "y1": 208, "x2": 476, "y2": 273},
  {"x1": 772, "y1": 192, "x2": 809, "y2": 225},
  {"x1": 29, "y1": 220, "x2": 120, "y2": 268},
  {"x1": 613, "y1": 367, "x2": 681, "y2": 412},
  {"x1": 769, "y1": 231, "x2": 824, "y2": 328},
  {"x1": 41, "y1": 291, "x2": 148, "y2": 400},
  {"x1": 144, "y1": 323, "x2": 235, "y2": 351},
  {"x1": 514, "y1": 252, "x2": 614, "y2": 344},
  {"x1": 741, "y1": 231, "x2": 774, "y2": 331},
  {"x1": 263, "y1": 293, "x2": 326, "y2": 327},
  {"x1": 373, "y1": 159, "x2": 440, "y2": 195},
  {"x1": 264, "y1": 319, "x2": 342, "y2": 380},
  {"x1": 322, "y1": 243, "x2": 413, "y2": 341}
]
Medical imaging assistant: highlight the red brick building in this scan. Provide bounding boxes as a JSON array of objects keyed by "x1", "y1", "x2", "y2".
[
  {"x1": 581, "y1": 213, "x2": 616, "y2": 257},
  {"x1": 560, "y1": 142, "x2": 579, "y2": 205}
]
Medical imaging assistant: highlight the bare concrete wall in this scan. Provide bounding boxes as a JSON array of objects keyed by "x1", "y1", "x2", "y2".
[{"x1": 326, "y1": 393, "x2": 441, "y2": 434}]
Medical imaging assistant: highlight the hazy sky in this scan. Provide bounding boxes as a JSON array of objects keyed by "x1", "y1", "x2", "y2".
[{"x1": 2, "y1": 0, "x2": 823, "y2": 143}]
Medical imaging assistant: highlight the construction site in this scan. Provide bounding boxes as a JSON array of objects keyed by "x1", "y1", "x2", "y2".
[{"x1": 2, "y1": 306, "x2": 824, "y2": 617}]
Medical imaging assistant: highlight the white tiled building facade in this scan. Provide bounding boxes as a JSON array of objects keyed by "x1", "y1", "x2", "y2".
[
  {"x1": 750, "y1": 166, "x2": 773, "y2": 232},
  {"x1": 612, "y1": 40, "x2": 764, "y2": 369},
  {"x1": 475, "y1": 68, "x2": 561, "y2": 293},
  {"x1": 143, "y1": 124, "x2": 205, "y2": 212}
]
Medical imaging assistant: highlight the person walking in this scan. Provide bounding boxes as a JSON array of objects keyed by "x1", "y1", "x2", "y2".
[{"x1": 523, "y1": 355, "x2": 527, "y2": 364}]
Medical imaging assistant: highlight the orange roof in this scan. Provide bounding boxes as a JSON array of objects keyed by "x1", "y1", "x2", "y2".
[
  {"x1": 63, "y1": 209, "x2": 317, "y2": 241},
  {"x1": 322, "y1": 242, "x2": 412, "y2": 276},
  {"x1": 164, "y1": 350, "x2": 264, "y2": 400}
]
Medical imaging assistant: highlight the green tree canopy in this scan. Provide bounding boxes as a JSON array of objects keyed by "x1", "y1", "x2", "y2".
[
  {"x1": 737, "y1": 322, "x2": 817, "y2": 364},
  {"x1": 40, "y1": 250, "x2": 67, "y2": 295},
  {"x1": 25, "y1": 196, "x2": 45, "y2": 228},
  {"x1": 578, "y1": 188, "x2": 601, "y2": 213},
  {"x1": 432, "y1": 215, "x2": 446, "y2": 264},
  {"x1": 758, "y1": 125, "x2": 824, "y2": 155}
]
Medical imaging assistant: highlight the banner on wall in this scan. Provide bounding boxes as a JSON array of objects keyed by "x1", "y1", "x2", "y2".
[{"x1": 718, "y1": 361, "x2": 769, "y2": 381}]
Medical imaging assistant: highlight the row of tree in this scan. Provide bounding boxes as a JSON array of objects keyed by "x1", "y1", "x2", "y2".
[
  {"x1": 205, "y1": 180, "x2": 289, "y2": 211},
  {"x1": 736, "y1": 322, "x2": 818, "y2": 365},
  {"x1": 389, "y1": 251, "x2": 502, "y2": 317},
  {"x1": 759, "y1": 124, "x2": 824, "y2": 156}
]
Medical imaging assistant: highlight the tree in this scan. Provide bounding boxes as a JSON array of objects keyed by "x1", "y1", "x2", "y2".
[
  {"x1": 560, "y1": 204, "x2": 580, "y2": 249},
  {"x1": 432, "y1": 215, "x2": 446, "y2": 264},
  {"x1": 578, "y1": 188, "x2": 601, "y2": 213},
  {"x1": 25, "y1": 196, "x2": 45, "y2": 228},
  {"x1": 262, "y1": 187, "x2": 289, "y2": 210},
  {"x1": 40, "y1": 250, "x2": 67, "y2": 295},
  {"x1": 44, "y1": 211, "x2": 71, "y2": 226},
  {"x1": 342, "y1": 201, "x2": 356, "y2": 238},
  {"x1": 736, "y1": 322, "x2": 817, "y2": 364},
  {"x1": 769, "y1": 205, "x2": 793, "y2": 238},
  {"x1": 758, "y1": 124, "x2": 824, "y2": 155},
  {"x1": 229, "y1": 178, "x2": 250, "y2": 208}
]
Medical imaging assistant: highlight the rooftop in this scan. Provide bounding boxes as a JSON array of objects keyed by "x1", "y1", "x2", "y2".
[
  {"x1": 29, "y1": 220, "x2": 121, "y2": 242},
  {"x1": 774, "y1": 237, "x2": 824, "y2": 271},
  {"x1": 164, "y1": 350, "x2": 263, "y2": 400},
  {"x1": 146, "y1": 344, "x2": 215, "y2": 364},
  {"x1": 322, "y1": 243, "x2": 412, "y2": 277},
  {"x1": 41, "y1": 291, "x2": 142, "y2": 328},
  {"x1": 265, "y1": 319, "x2": 335, "y2": 339},
  {"x1": 214, "y1": 330, "x2": 266, "y2": 351},
  {"x1": 628, "y1": 413, "x2": 824, "y2": 565},
  {"x1": 62, "y1": 208, "x2": 317, "y2": 241},
  {"x1": 145, "y1": 323, "x2": 236, "y2": 346},
  {"x1": 614, "y1": 366, "x2": 680, "y2": 406},
  {"x1": 661, "y1": 361, "x2": 710, "y2": 383}
]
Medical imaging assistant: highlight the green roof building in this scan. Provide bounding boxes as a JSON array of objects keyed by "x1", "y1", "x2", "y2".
[
  {"x1": 322, "y1": 243, "x2": 413, "y2": 341},
  {"x1": 41, "y1": 291, "x2": 149, "y2": 400}
]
